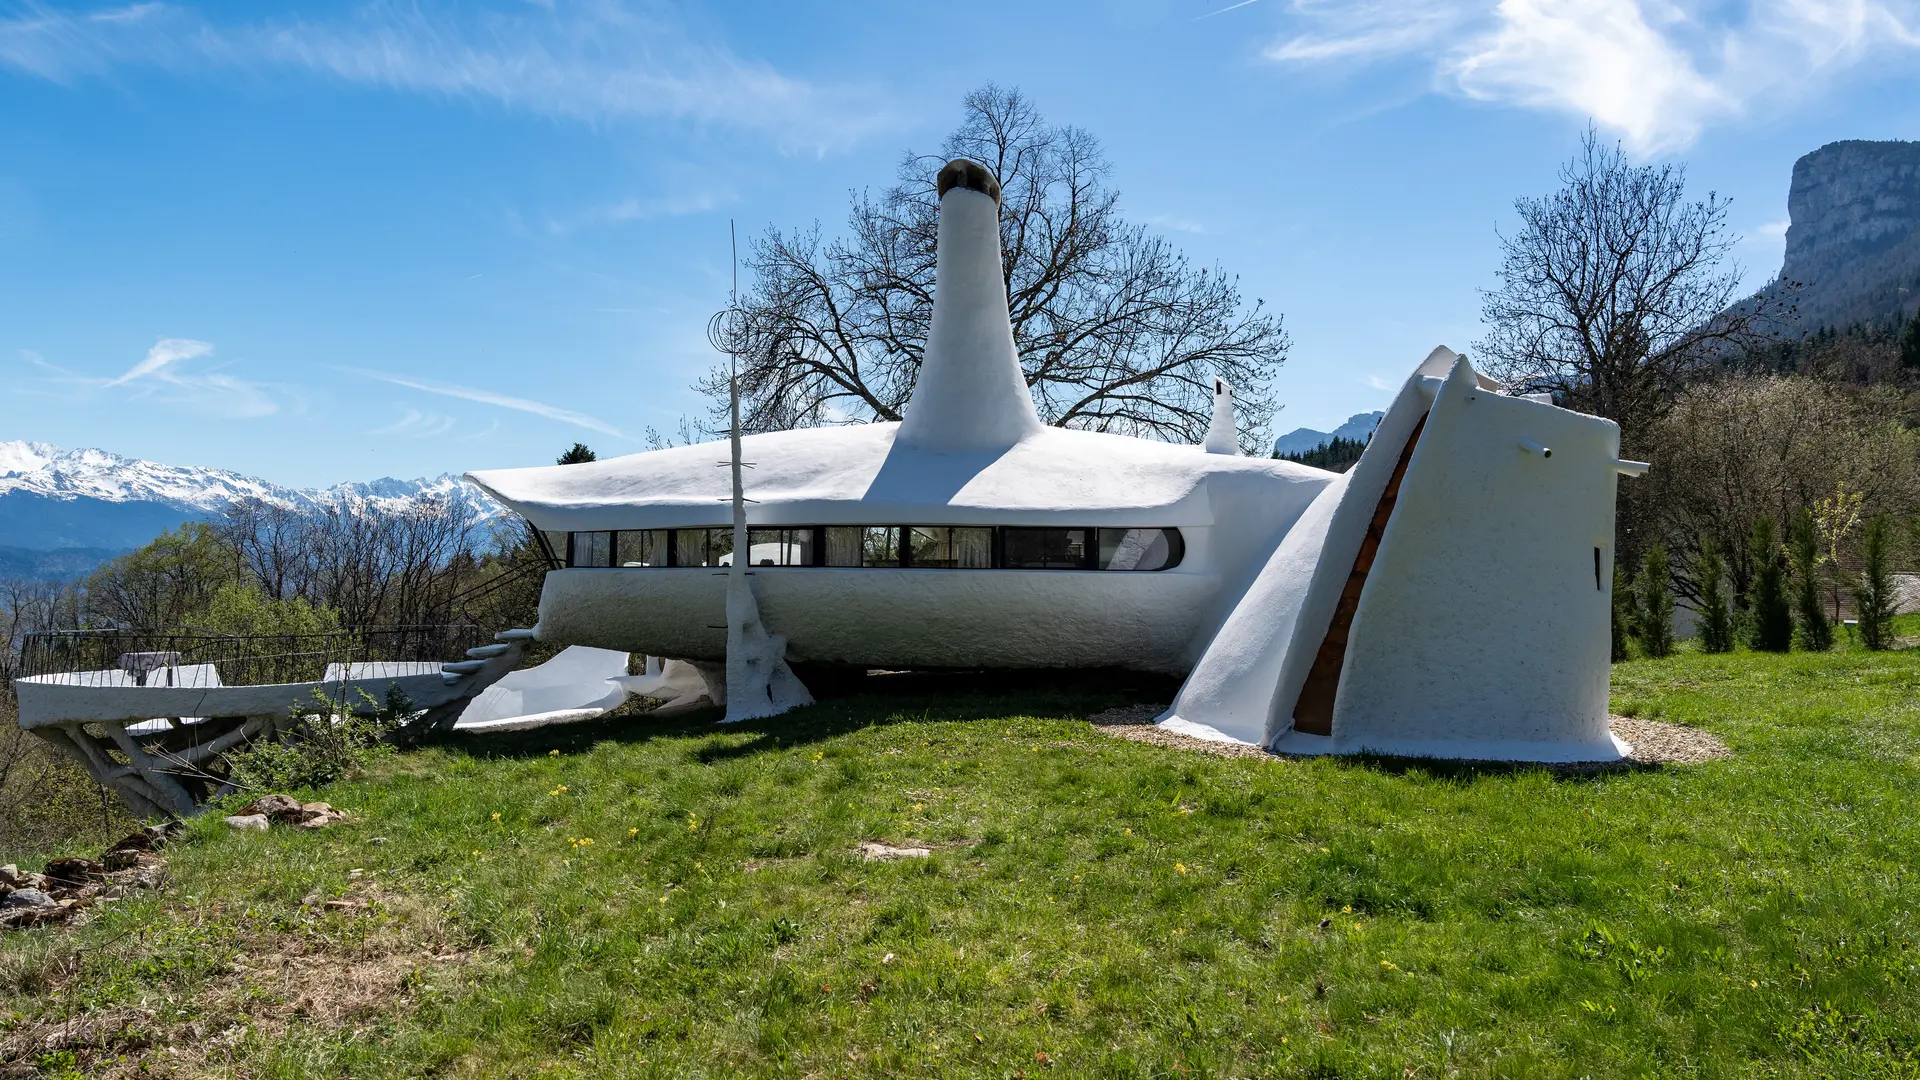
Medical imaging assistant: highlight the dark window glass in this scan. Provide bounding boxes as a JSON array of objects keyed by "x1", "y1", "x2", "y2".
[
  {"x1": 570, "y1": 531, "x2": 613, "y2": 568},
  {"x1": 745, "y1": 528, "x2": 814, "y2": 567},
  {"x1": 1001, "y1": 528, "x2": 1089, "y2": 570},
  {"x1": 673, "y1": 529, "x2": 704, "y2": 567},
  {"x1": 861, "y1": 526, "x2": 900, "y2": 567},
  {"x1": 907, "y1": 526, "x2": 993, "y2": 568},
  {"x1": 1096, "y1": 528, "x2": 1182, "y2": 571},
  {"x1": 824, "y1": 527, "x2": 863, "y2": 567},
  {"x1": 674, "y1": 528, "x2": 733, "y2": 567},
  {"x1": 616, "y1": 530, "x2": 668, "y2": 567},
  {"x1": 541, "y1": 531, "x2": 569, "y2": 566}
]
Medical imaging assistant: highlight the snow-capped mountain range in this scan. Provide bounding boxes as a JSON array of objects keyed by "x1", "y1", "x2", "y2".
[{"x1": 0, "y1": 440, "x2": 505, "y2": 564}]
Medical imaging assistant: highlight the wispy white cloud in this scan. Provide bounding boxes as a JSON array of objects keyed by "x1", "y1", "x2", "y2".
[
  {"x1": 1365, "y1": 373, "x2": 1396, "y2": 390},
  {"x1": 368, "y1": 407, "x2": 457, "y2": 438},
  {"x1": 107, "y1": 336, "x2": 209, "y2": 385},
  {"x1": 546, "y1": 185, "x2": 734, "y2": 235},
  {"x1": 0, "y1": 1, "x2": 891, "y2": 152},
  {"x1": 460, "y1": 418, "x2": 503, "y2": 443},
  {"x1": 352, "y1": 368, "x2": 626, "y2": 439},
  {"x1": 66, "y1": 336, "x2": 283, "y2": 417},
  {"x1": 1197, "y1": 0, "x2": 1266, "y2": 20},
  {"x1": 1138, "y1": 211, "x2": 1209, "y2": 235},
  {"x1": 1266, "y1": 0, "x2": 1920, "y2": 155}
]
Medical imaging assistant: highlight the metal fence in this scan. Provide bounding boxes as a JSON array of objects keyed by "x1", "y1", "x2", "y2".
[{"x1": 16, "y1": 625, "x2": 491, "y2": 687}]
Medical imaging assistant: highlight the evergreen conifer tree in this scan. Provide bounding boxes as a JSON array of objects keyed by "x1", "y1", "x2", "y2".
[
  {"x1": 1900, "y1": 309, "x2": 1920, "y2": 372},
  {"x1": 1789, "y1": 508, "x2": 1832, "y2": 651},
  {"x1": 1634, "y1": 544, "x2": 1675, "y2": 658},
  {"x1": 1696, "y1": 539, "x2": 1733, "y2": 653},
  {"x1": 1610, "y1": 563, "x2": 1633, "y2": 661},
  {"x1": 1747, "y1": 517, "x2": 1793, "y2": 652},
  {"x1": 1855, "y1": 514, "x2": 1897, "y2": 650},
  {"x1": 557, "y1": 443, "x2": 598, "y2": 465}
]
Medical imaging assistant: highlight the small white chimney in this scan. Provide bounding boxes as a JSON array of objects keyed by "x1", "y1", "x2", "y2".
[
  {"x1": 1203, "y1": 377, "x2": 1238, "y2": 455},
  {"x1": 895, "y1": 160, "x2": 1045, "y2": 454}
]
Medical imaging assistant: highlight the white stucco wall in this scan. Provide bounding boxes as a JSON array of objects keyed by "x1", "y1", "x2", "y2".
[
  {"x1": 536, "y1": 566, "x2": 1222, "y2": 673},
  {"x1": 1324, "y1": 358, "x2": 1625, "y2": 761},
  {"x1": 1161, "y1": 359, "x2": 1441, "y2": 744}
]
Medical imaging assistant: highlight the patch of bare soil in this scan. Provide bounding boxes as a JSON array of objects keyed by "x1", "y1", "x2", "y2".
[
  {"x1": 1611, "y1": 715, "x2": 1731, "y2": 765},
  {"x1": 1088, "y1": 704, "x2": 1274, "y2": 760},
  {"x1": 1087, "y1": 704, "x2": 1731, "y2": 769},
  {"x1": 1, "y1": 872, "x2": 480, "y2": 1078}
]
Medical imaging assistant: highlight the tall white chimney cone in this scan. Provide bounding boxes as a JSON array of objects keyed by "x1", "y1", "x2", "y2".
[
  {"x1": 895, "y1": 159, "x2": 1045, "y2": 453},
  {"x1": 1203, "y1": 377, "x2": 1238, "y2": 455}
]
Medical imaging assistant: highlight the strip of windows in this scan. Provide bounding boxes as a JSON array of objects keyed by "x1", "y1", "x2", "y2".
[{"x1": 561, "y1": 526, "x2": 1183, "y2": 572}]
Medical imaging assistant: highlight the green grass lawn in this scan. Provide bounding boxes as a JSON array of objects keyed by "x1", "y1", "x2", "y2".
[{"x1": 5, "y1": 645, "x2": 1920, "y2": 1079}]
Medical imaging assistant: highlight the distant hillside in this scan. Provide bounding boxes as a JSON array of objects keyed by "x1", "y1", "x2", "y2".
[
  {"x1": 1271, "y1": 412, "x2": 1383, "y2": 458},
  {"x1": 1758, "y1": 140, "x2": 1920, "y2": 333},
  {"x1": 0, "y1": 440, "x2": 507, "y2": 575},
  {"x1": 0, "y1": 544, "x2": 126, "y2": 582}
]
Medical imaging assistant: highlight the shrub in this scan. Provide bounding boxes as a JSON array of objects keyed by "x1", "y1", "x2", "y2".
[
  {"x1": 1610, "y1": 564, "x2": 1632, "y2": 661},
  {"x1": 1696, "y1": 540, "x2": 1734, "y2": 653},
  {"x1": 226, "y1": 685, "x2": 414, "y2": 794},
  {"x1": 1634, "y1": 545, "x2": 1675, "y2": 658},
  {"x1": 1789, "y1": 509, "x2": 1832, "y2": 651},
  {"x1": 1854, "y1": 515, "x2": 1898, "y2": 651},
  {"x1": 1747, "y1": 517, "x2": 1793, "y2": 652}
]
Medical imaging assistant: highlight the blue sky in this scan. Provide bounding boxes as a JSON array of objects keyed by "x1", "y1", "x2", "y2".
[{"x1": 3, "y1": 0, "x2": 1918, "y2": 488}]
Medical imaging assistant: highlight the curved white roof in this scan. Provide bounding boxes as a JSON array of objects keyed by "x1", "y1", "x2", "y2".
[{"x1": 466, "y1": 422, "x2": 1331, "y2": 532}]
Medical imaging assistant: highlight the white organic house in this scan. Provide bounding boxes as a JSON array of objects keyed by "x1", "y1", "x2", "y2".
[{"x1": 467, "y1": 159, "x2": 1649, "y2": 762}]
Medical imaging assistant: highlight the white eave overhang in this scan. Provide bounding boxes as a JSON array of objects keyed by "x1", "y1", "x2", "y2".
[{"x1": 467, "y1": 423, "x2": 1330, "y2": 533}]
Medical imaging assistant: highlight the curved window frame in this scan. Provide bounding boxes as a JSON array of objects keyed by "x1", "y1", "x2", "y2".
[{"x1": 559, "y1": 525, "x2": 1184, "y2": 572}]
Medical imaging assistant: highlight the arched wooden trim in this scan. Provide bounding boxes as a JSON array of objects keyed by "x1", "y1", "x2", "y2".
[{"x1": 1290, "y1": 414, "x2": 1428, "y2": 736}]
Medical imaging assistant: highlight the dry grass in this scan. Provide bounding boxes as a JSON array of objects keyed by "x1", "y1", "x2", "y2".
[
  {"x1": 0, "y1": 878, "x2": 481, "y2": 1078},
  {"x1": 1087, "y1": 703, "x2": 1731, "y2": 768}
]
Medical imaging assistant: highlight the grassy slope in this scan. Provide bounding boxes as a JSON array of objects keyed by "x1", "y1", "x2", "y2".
[{"x1": 4, "y1": 646, "x2": 1920, "y2": 1079}]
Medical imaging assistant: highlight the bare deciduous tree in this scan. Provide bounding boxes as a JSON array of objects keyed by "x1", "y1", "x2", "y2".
[
  {"x1": 1477, "y1": 127, "x2": 1794, "y2": 444},
  {"x1": 1642, "y1": 376, "x2": 1920, "y2": 604},
  {"x1": 219, "y1": 496, "x2": 484, "y2": 627},
  {"x1": 706, "y1": 85, "x2": 1289, "y2": 452}
]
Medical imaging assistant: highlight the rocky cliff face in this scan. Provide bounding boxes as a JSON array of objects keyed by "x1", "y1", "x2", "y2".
[{"x1": 1775, "y1": 140, "x2": 1920, "y2": 331}]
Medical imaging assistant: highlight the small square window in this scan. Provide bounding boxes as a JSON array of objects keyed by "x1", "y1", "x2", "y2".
[
  {"x1": 616, "y1": 530, "x2": 667, "y2": 567},
  {"x1": 907, "y1": 526, "x2": 993, "y2": 568},
  {"x1": 747, "y1": 528, "x2": 814, "y2": 566},
  {"x1": 570, "y1": 531, "x2": 612, "y2": 568},
  {"x1": 824, "y1": 527, "x2": 863, "y2": 567},
  {"x1": 1002, "y1": 528, "x2": 1089, "y2": 569},
  {"x1": 861, "y1": 526, "x2": 900, "y2": 567}
]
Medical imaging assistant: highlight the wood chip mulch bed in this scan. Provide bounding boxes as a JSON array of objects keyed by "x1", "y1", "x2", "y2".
[{"x1": 1088, "y1": 704, "x2": 1730, "y2": 770}]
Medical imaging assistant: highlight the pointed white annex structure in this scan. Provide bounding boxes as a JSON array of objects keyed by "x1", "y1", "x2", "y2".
[
  {"x1": 1202, "y1": 378, "x2": 1238, "y2": 455},
  {"x1": 895, "y1": 160, "x2": 1045, "y2": 454},
  {"x1": 1164, "y1": 347, "x2": 1646, "y2": 762}
]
